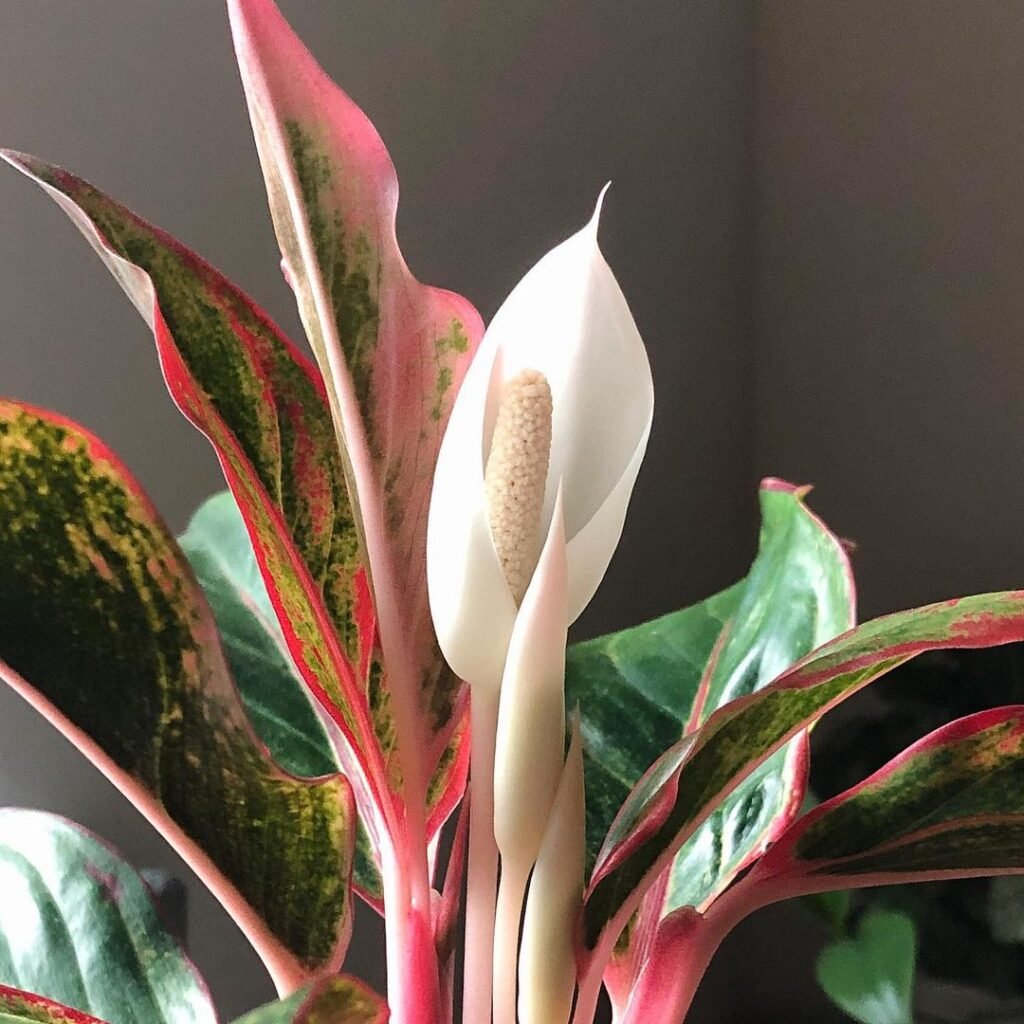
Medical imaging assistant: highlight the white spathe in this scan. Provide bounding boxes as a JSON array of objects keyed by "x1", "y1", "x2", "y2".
[
  {"x1": 492, "y1": 492, "x2": 568, "y2": 869},
  {"x1": 426, "y1": 190, "x2": 655, "y2": 688}
]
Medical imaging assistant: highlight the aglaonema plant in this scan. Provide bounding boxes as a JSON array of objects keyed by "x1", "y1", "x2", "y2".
[{"x1": 2, "y1": 3, "x2": 1024, "y2": 1024}]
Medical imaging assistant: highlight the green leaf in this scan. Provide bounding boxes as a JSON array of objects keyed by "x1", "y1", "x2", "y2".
[
  {"x1": 231, "y1": 977, "x2": 388, "y2": 1024},
  {"x1": 0, "y1": 403, "x2": 355, "y2": 986},
  {"x1": 180, "y1": 491, "x2": 337, "y2": 780},
  {"x1": 180, "y1": 492, "x2": 384, "y2": 907},
  {"x1": 568, "y1": 481, "x2": 854, "y2": 1009},
  {"x1": 0, "y1": 811, "x2": 215, "y2": 1024},
  {"x1": 582, "y1": 591, "x2": 1024, "y2": 957},
  {"x1": 816, "y1": 910, "x2": 916, "y2": 1024},
  {"x1": 0, "y1": 987, "x2": 109, "y2": 1024}
]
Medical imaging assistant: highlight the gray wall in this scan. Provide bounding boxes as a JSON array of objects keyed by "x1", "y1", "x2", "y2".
[{"x1": 0, "y1": 0, "x2": 755, "y2": 1019}]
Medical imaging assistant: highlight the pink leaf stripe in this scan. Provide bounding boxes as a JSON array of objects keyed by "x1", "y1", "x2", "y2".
[{"x1": 229, "y1": 0, "x2": 483, "y2": 828}]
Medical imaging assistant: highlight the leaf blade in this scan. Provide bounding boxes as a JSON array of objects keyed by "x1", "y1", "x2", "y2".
[
  {"x1": 0, "y1": 403, "x2": 355, "y2": 986},
  {"x1": 0, "y1": 811, "x2": 216, "y2": 1024}
]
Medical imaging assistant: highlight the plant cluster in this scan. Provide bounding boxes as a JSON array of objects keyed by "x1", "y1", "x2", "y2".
[{"x1": 2, "y1": 3, "x2": 1024, "y2": 1024}]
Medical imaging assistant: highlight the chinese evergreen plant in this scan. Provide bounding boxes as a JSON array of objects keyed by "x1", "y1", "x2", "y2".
[{"x1": 2, "y1": 4, "x2": 1024, "y2": 1024}]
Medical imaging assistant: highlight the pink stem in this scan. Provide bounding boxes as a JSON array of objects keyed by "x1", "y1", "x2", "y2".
[
  {"x1": 462, "y1": 688, "x2": 500, "y2": 1024},
  {"x1": 382, "y1": 842, "x2": 442, "y2": 1024}
]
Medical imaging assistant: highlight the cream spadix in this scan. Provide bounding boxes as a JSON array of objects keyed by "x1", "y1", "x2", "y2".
[{"x1": 426, "y1": 191, "x2": 654, "y2": 689}]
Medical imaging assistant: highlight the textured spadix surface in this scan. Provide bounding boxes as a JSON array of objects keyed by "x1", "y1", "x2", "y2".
[{"x1": 428, "y1": 197, "x2": 654, "y2": 689}]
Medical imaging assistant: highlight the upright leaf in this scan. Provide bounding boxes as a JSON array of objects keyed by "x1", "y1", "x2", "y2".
[
  {"x1": 229, "y1": 0, "x2": 484, "y2": 813},
  {"x1": 0, "y1": 403, "x2": 355, "y2": 989},
  {"x1": 0, "y1": 810, "x2": 216, "y2": 1024},
  {"x1": 0, "y1": 150, "x2": 391, "y2": 836},
  {"x1": 581, "y1": 591, "x2": 1024, "y2": 968},
  {"x1": 566, "y1": 481, "x2": 854, "y2": 1008}
]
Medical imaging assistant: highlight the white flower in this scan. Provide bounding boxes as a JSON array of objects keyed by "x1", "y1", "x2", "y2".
[{"x1": 426, "y1": 191, "x2": 654, "y2": 689}]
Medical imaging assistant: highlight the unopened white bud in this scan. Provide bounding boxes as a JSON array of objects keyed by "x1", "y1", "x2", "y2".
[
  {"x1": 518, "y1": 718, "x2": 586, "y2": 1024},
  {"x1": 493, "y1": 489, "x2": 567, "y2": 870},
  {"x1": 484, "y1": 368, "x2": 553, "y2": 605}
]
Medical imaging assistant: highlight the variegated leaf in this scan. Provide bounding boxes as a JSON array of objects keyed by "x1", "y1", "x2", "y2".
[{"x1": 0, "y1": 403, "x2": 354, "y2": 990}]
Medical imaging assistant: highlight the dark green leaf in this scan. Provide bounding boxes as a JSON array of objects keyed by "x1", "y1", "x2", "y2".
[{"x1": 0, "y1": 403, "x2": 354, "y2": 984}]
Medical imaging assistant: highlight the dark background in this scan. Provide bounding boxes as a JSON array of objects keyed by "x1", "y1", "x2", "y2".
[{"x1": 2, "y1": 2, "x2": 1023, "y2": 1020}]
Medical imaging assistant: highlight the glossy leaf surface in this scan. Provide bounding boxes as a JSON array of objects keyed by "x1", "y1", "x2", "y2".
[
  {"x1": 232, "y1": 977, "x2": 388, "y2": 1024},
  {"x1": 750, "y1": 706, "x2": 1024, "y2": 894},
  {"x1": 566, "y1": 482, "x2": 853, "y2": 1005},
  {"x1": 230, "y1": 0, "x2": 482, "y2": 816},
  {"x1": 0, "y1": 403, "x2": 354, "y2": 988},
  {"x1": 0, "y1": 811, "x2": 215, "y2": 1024},
  {"x1": 815, "y1": 910, "x2": 916, "y2": 1024},
  {"x1": 582, "y1": 591, "x2": 1024, "y2": 957},
  {"x1": 180, "y1": 492, "x2": 383, "y2": 907}
]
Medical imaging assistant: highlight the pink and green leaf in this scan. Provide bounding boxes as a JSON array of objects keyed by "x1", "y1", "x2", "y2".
[
  {"x1": 232, "y1": 976, "x2": 389, "y2": 1024},
  {"x1": 0, "y1": 402, "x2": 355, "y2": 989},
  {"x1": 565, "y1": 481, "x2": 854, "y2": 1008},
  {"x1": 581, "y1": 589, "x2": 1024, "y2": 966},
  {"x1": 0, "y1": 810, "x2": 216, "y2": 1024},
  {"x1": 745, "y1": 705, "x2": 1024, "y2": 898},
  {"x1": 0, "y1": 987, "x2": 110, "y2": 1024},
  {"x1": 0, "y1": 148, "x2": 389, "y2": 812},
  {"x1": 229, "y1": 0, "x2": 483, "y2": 815},
  {"x1": 0, "y1": 149, "x2": 395, "y2": 857}
]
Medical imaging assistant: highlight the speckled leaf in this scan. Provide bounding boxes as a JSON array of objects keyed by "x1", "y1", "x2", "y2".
[
  {"x1": 581, "y1": 590, "x2": 1024, "y2": 966},
  {"x1": 0, "y1": 150, "x2": 392, "y2": 836},
  {"x1": 747, "y1": 707, "x2": 1024, "y2": 897},
  {"x1": 0, "y1": 987, "x2": 109, "y2": 1024},
  {"x1": 566, "y1": 482, "x2": 854, "y2": 1008},
  {"x1": 180, "y1": 491, "x2": 384, "y2": 907},
  {"x1": 0, "y1": 810, "x2": 216, "y2": 1024},
  {"x1": 232, "y1": 976, "x2": 388, "y2": 1024},
  {"x1": 229, "y1": 0, "x2": 483, "y2": 819},
  {"x1": 0, "y1": 403, "x2": 355, "y2": 991}
]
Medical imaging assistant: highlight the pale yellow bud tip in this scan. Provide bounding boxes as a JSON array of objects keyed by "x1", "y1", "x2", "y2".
[{"x1": 484, "y1": 369, "x2": 553, "y2": 604}]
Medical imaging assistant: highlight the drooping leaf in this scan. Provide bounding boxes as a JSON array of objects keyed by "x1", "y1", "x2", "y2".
[
  {"x1": 180, "y1": 491, "x2": 384, "y2": 908},
  {"x1": 0, "y1": 150, "x2": 392, "y2": 838},
  {"x1": 566, "y1": 481, "x2": 854, "y2": 1007},
  {"x1": 748, "y1": 706, "x2": 1024, "y2": 894},
  {"x1": 0, "y1": 810, "x2": 216, "y2": 1024},
  {"x1": 0, "y1": 403, "x2": 355, "y2": 989},
  {"x1": 0, "y1": 987, "x2": 108, "y2": 1024},
  {"x1": 815, "y1": 910, "x2": 916, "y2": 1024},
  {"x1": 581, "y1": 591, "x2": 1024, "y2": 963},
  {"x1": 231, "y1": 976, "x2": 388, "y2": 1024},
  {"x1": 229, "y1": 0, "x2": 483, "y2": 819}
]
